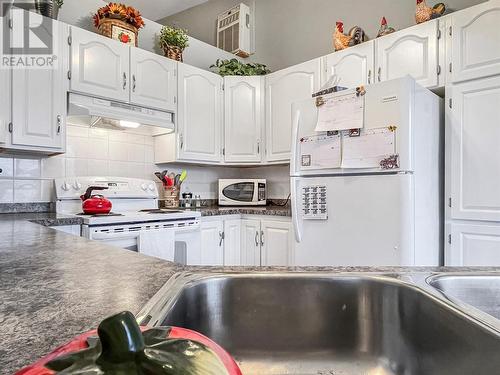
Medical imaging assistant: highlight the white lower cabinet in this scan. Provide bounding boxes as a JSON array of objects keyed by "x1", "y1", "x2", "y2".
[
  {"x1": 241, "y1": 219, "x2": 261, "y2": 266},
  {"x1": 200, "y1": 219, "x2": 225, "y2": 266},
  {"x1": 200, "y1": 216, "x2": 293, "y2": 266},
  {"x1": 223, "y1": 219, "x2": 242, "y2": 266},
  {"x1": 447, "y1": 223, "x2": 500, "y2": 266},
  {"x1": 261, "y1": 220, "x2": 294, "y2": 266}
]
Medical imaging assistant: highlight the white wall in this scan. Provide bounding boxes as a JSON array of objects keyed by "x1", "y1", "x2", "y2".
[
  {"x1": 161, "y1": 0, "x2": 487, "y2": 71},
  {"x1": 55, "y1": 0, "x2": 236, "y2": 70},
  {"x1": 0, "y1": 124, "x2": 286, "y2": 203}
]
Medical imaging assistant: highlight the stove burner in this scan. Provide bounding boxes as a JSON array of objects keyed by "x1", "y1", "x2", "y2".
[
  {"x1": 139, "y1": 209, "x2": 183, "y2": 214},
  {"x1": 77, "y1": 212, "x2": 124, "y2": 217}
]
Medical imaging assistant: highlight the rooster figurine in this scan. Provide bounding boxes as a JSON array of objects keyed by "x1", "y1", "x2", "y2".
[
  {"x1": 377, "y1": 17, "x2": 396, "y2": 37},
  {"x1": 416, "y1": 0, "x2": 446, "y2": 24},
  {"x1": 334, "y1": 21, "x2": 367, "y2": 51}
]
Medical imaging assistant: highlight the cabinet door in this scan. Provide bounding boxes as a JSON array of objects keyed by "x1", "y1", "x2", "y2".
[
  {"x1": 447, "y1": 223, "x2": 500, "y2": 266},
  {"x1": 200, "y1": 220, "x2": 224, "y2": 266},
  {"x1": 177, "y1": 63, "x2": 222, "y2": 163},
  {"x1": 265, "y1": 58, "x2": 321, "y2": 162},
  {"x1": 451, "y1": 0, "x2": 500, "y2": 83},
  {"x1": 324, "y1": 41, "x2": 375, "y2": 89},
  {"x1": 261, "y1": 220, "x2": 293, "y2": 266},
  {"x1": 241, "y1": 219, "x2": 261, "y2": 266},
  {"x1": 70, "y1": 26, "x2": 130, "y2": 102},
  {"x1": 11, "y1": 19, "x2": 66, "y2": 150},
  {"x1": 450, "y1": 76, "x2": 500, "y2": 222},
  {"x1": 223, "y1": 219, "x2": 241, "y2": 266},
  {"x1": 224, "y1": 76, "x2": 263, "y2": 163},
  {"x1": 0, "y1": 16, "x2": 9, "y2": 145},
  {"x1": 375, "y1": 20, "x2": 438, "y2": 88},
  {"x1": 130, "y1": 48, "x2": 177, "y2": 111}
]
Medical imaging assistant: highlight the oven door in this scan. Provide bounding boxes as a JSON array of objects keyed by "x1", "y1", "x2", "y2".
[{"x1": 82, "y1": 224, "x2": 201, "y2": 265}]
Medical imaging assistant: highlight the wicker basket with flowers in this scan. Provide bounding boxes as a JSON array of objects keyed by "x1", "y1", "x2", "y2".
[{"x1": 93, "y1": 3, "x2": 145, "y2": 46}]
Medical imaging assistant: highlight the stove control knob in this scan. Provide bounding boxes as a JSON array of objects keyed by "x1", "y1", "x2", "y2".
[
  {"x1": 141, "y1": 183, "x2": 148, "y2": 191},
  {"x1": 148, "y1": 184, "x2": 155, "y2": 192},
  {"x1": 61, "y1": 182, "x2": 71, "y2": 191},
  {"x1": 73, "y1": 181, "x2": 82, "y2": 190}
]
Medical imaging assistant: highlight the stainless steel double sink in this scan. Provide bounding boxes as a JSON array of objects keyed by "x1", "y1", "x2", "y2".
[{"x1": 138, "y1": 272, "x2": 500, "y2": 375}]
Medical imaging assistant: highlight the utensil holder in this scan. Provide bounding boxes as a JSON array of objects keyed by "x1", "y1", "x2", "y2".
[{"x1": 163, "y1": 186, "x2": 180, "y2": 208}]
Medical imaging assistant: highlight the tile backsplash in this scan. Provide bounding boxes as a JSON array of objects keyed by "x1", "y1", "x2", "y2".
[{"x1": 0, "y1": 124, "x2": 291, "y2": 204}]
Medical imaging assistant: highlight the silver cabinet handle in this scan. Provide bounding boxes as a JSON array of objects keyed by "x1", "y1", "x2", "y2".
[
  {"x1": 377, "y1": 67, "x2": 382, "y2": 82},
  {"x1": 179, "y1": 134, "x2": 184, "y2": 149},
  {"x1": 219, "y1": 231, "x2": 224, "y2": 247},
  {"x1": 123, "y1": 72, "x2": 127, "y2": 90},
  {"x1": 56, "y1": 115, "x2": 62, "y2": 134},
  {"x1": 255, "y1": 231, "x2": 259, "y2": 247},
  {"x1": 257, "y1": 141, "x2": 260, "y2": 154},
  {"x1": 132, "y1": 74, "x2": 136, "y2": 92},
  {"x1": 368, "y1": 69, "x2": 372, "y2": 84},
  {"x1": 260, "y1": 230, "x2": 264, "y2": 247}
]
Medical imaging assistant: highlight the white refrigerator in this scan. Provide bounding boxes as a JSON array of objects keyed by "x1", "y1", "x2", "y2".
[{"x1": 290, "y1": 77, "x2": 444, "y2": 266}]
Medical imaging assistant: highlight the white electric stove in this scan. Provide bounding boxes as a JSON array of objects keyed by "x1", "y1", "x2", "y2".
[{"x1": 55, "y1": 177, "x2": 201, "y2": 264}]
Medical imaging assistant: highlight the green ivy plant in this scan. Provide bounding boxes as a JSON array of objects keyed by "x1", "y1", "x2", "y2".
[
  {"x1": 210, "y1": 59, "x2": 271, "y2": 76},
  {"x1": 158, "y1": 25, "x2": 189, "y2": 49}
]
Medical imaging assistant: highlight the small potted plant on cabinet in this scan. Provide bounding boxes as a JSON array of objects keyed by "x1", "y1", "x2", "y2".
[{"x1": 159, "y1": 26, "x2": 189, "y2": 62}]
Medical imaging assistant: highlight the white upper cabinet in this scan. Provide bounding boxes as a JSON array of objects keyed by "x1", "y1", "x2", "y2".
[
  {"x1": 449, "y1": 76, "x2": 500, "y2": 222},
  {"x1": 324, "y1": 41, "x2": 375, "y2": 88},
  {"x1": 375, "y1": 20, "x2": 439, "y2": 88},
  {"x1": 130, "y1": 48, "x2": 177, "y2": 111},
  {"x1": 11, "y1": 16, "x2": 67, "y2": 151},
  {"x1": 260, "y1": 219, "x2": 293, "y2": 267},
  {"x1": 177, "y1": 63, "x2": 223, "y2": 163},
  {"x1": 265, "y1": 58, "x2": 321, "y2": 162},
  {"x1": 224, "y1": 76, "x2": 263, "y2": 163},
  {"x1": 70, "y1": 27, "x2": 130, "y2": 102},
  {"x1": 450, "y1": 0, "x2": 500, "y2": 83}
]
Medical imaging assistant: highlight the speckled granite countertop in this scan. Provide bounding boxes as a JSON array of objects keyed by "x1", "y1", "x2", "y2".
[
  {"x1": 181, "y1": 205, "x2": 292, "y2": 217},
  {"x1": 0, "y1": 212, "x2": 498, "y2": 373}
]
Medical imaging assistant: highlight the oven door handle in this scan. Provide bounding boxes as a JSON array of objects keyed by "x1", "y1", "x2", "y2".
[{"x1": 90, "y1": 230, "x2": 141, "y2": 241}]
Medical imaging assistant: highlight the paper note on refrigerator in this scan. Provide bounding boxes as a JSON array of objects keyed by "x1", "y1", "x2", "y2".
[
  {"x1": 300, "y1": 133, "x2": 342, "y2": 170},
  {"x1": 341, "y1": 127, "x2": 397, "y2": 169},
  {"x1": 314, "y1": 89, "x2": 365, "y2": 132}
]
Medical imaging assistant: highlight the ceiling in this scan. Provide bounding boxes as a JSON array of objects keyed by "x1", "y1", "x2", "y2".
[{"x1": 124, "y1": 0, "x2": 211, "y2": 21}]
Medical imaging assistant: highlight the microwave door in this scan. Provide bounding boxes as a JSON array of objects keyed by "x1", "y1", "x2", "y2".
[{"x1": 223, "y1": 183, "x2": 255, "y2": 204}]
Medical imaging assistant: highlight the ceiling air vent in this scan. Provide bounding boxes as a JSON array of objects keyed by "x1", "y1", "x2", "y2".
[{"x1": 217, "y1": 3, "x2": 253, "y2": 58}]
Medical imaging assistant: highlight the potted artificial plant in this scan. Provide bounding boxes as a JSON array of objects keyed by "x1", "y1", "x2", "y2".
[
  {"x1": 93, "y1": 3, "x2": 145, "y2": 46},
  {"x1": 159, "y1": 26, "x2": 189, "y2": 62}
]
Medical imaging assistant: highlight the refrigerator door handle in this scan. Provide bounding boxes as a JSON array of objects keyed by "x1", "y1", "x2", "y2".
[{"x1": 291, "y1": 178, "x2": 302, "y2": 243}]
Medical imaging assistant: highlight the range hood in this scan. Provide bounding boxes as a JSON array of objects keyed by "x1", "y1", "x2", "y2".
[{"x1": 68, "y1": 93, "x2": 175, "y2": 132}]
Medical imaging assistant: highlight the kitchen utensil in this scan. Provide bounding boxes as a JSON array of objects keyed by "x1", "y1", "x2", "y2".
[
  {"x1": 180, "y1": 169, "x2": 187, "y2": 183},
  {"x1": 80, "y1": 186, "x2": 112, "y2": 215},
  {"x1": 154, "y1": 172, "x2": 163, "y2": 182},
  {"x1": 16, "y1": 311, "x2": 242, "y2": 375},
  {"x1": 174, "y1": 174, "x2": 181, "y2": 187}
]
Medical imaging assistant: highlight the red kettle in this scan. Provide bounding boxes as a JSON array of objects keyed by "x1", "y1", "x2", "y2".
[{"x1": 80, "y1": 186, "x2": 112, "y2": 215}]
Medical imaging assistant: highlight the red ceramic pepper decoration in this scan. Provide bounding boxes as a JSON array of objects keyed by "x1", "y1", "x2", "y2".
[{"x1": 16, "y1": 311, "x2": 242, "y2": 375}]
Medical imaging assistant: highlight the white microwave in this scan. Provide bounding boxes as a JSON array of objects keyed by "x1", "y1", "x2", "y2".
[{"x1": 218, "y1": 179, "x2": 267, "y2": 206}]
